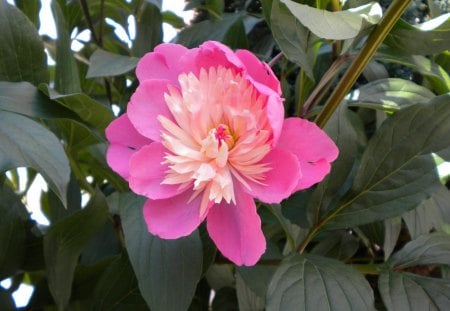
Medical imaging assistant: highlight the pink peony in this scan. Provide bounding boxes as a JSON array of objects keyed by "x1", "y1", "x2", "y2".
[{"x1": 106, "y1": 41, "x2": 338, "y2": 266}]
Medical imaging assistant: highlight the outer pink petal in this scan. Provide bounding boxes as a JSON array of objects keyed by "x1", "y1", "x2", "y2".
[
  {"x1": 105, "y1": 114, "x2": 151, "y2": 179},
  {"x1": 244, "y1": 148, "x2": 301, "y2": 203},
  {"x1": 206, "y1": 184, "x2": 266, "y2": 266},
  {"x1": 143, "y1": 190, "x2": 211, "y2": 239},
  {"x1": 127, "y1": 79, "x2": 175, "y2": 142},
  {"x1": 129, "y1": 142, "x2": 181, "y2": 200},
  {"x1": 136, "y1": 43, "x2": 189, "y2": 84},
  {"x1": 277, "y1": 118, "x2": 339, "y2": 190},
  {"x1": 235, "y1": 49, "x2": 281, "y2": 94}
]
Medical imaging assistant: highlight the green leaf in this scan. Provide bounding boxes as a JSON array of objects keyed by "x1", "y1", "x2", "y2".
[
  {"x1": 236, "y1": 265, "x2": 277, "y2": 299},
  {"x1": 117, "y1": 192, "x2": 203, "y2": 311},
  {"x1": 266, "y1": 254, "x2": 375, "y2": 310},
  {"x1": 44, "y1": 190, "x2": 109, "y2": 310},
  {"x1": 323, "y1": 95, "x2": 450, "y2": 229},
  {"x1": 345, "y1": 78, "x2": 436, "y2": 112},
  {"x1": 387, "y1": 232, "x2": 450, "y2": 269},
  {"x1": 375, "y1": 47, "x2": 450, "y2": 94},
  {"x1": 0, "y1": 82, "x2": 79, "y2": 120},
  {"x1": 236, "y1": 273, "x2": 265, "y2": 311},
  {"x1": 270, "y1": 0, "x2": 317, "y2": 80},
  {"x1": 0, "y1": 288, "x2": 15, "y2": 311},
  {"x1": 87, "y1": 49, "x2": 139, "y2": 78},
  {"x1": 0, "y1": 1, "x2": 48, "y2": 85},
  {"x1": 379, "y1": 271, "x2": 450, "y2": 311},
  {"x1": 175, "y1": 13, "x2": 246, "y2": 49},
  {"x1": 385, "y1": 14, "x2": 450, "y2": 55},
  {"x1": 305, "y1": 104, "x2": 365, "y2": 225},
  {"x1": 0, "y1": 111, "x2": 70, "y2": 206},
  {"x1": 132, "y1": 2, "x2": 162, "y2": 57},
  {"x1": 280, "y1": 0, "x2": 382, "y2": 40},
  {"x1": 383, "y1": 217, "x2": 402, "y2": 260},
  {"x1": 40, "y1": 84, "x2": 114, "y2": 130},
  {"x1": 402, "y1": 185, "x2": 450, "y2": 239},
  {"x1": 161, "y1": 11, "x2": 186, "y2": 29},
  {"x1": 0, "y1": 183, "x2": 29, "y2": 279},
  {"x1": 310, "y1": 230, "x2": 359, "y2": 261},
  {"x1": 15, "y1": 0, "x2": 41, "y2": 28},
  {"x1": 53, "y1": 119, "x2": 103, "y2": 151},
  {"x1": 92, "y1": 255, "x2": 147, "y2": 310},
  {"x1": 51, "y1": 0, "x2": 81, "y2": 94}
]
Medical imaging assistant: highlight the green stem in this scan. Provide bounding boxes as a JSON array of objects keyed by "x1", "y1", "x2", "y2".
[
  {"x1": 352, "y1": 264, "x2": 381, "y2": 275},
  {"x1": 315, "y1": 0, "x2": 412, "y2": 128},
  {"x1": 295, "y1": 69, "x2": 306, "y2": 116}
]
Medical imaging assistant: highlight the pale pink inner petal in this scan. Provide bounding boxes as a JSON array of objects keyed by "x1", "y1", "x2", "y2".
[
  {"x1": 206, "y1": 184, "x2": 266, "y2": 266},
  {"x1": 143, "y1": 190, "x2": 212, "y2": 239}
]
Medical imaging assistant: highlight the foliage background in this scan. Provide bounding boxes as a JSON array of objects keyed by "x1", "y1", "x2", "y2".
[{"x1": 0, "y1": 0, "x2": 449, "y2": 310}]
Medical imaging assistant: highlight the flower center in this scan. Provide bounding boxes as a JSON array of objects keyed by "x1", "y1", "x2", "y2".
[{"x1": 159, "y1": 66, "x2": 273, "y2": 215}]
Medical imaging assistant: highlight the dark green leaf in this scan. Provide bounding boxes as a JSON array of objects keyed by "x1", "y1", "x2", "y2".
[
  {"x1": 310, "y1": 230, "x2": 359, "y2": 261},
  {"x1": 162, "y1": 11, "x2": 186, "y2": 29},
  {"x1": 345, "y1": 78, "x2": 436, "y2": 112},
  {"x1": 375, "y1": 47, "x2": 450, "y2": 94},
  {"x1": 87, "y1": 49, "x2": 139, "y2": 78},
  {"x1": 266, "y1": 254, "x2": 375, "y2": 310},
  {"x1": 176, "y1": 13, "x2": 246, "y2": 49},
  {"x1": 117, "y1": 192, "x2": 203, "y2": 311},
  {"x1": 280, "y1": 0, "x2": 381, "y2": 39},
  {"x1": 53, "y1": 119, "x2": 103, "y2": 151},
  {"x1": 387, "y1": 232, "x2": 450, "y2": 269},
  {"x1": 93, "y1": 255, "x2": 148, "y2": 310},
  {"x1": 0, "y1": 111, "x2": 70, "y2": 206},
  {"x1": 403, "y1": 185, "x2": 450, "y2": 239},
  {"x1": 383, "y1": 217, "x2": 402, "y2": 260},
  {"x1": 0, "y1": 82, "x2": 79, "y2": 120},
  {"x1": 132, "y1": 2, "x2": 162, "y2": 57},
  {"x1": 270, "y1": 0, "x2": 317, "y2": 80},
  {"x1": 324, "y1": 95, "x2": 450, "y2": 229},
  {"x1": 385, "y1": 14, "x2": 450, "y2": 55},
  {"x1": 212, "y1": 287, "x2": 239, "y2": 311},
  {"x1": 80, "y1": 222, "x2": 121, "y2": 265},
  {"x1": 379, "y1": 271, "x2": 450, "y2": 311},
  {"x1": 0, "y1": 1, "x2": 48, "y2": 85},
  {"x1": 236, "y1": 265, "x2": 277, "y2": 299},
  {"x1": 0, "y1": 183, "x2": 29, "y2": 279},
  {"x1": 236, "y1": 273, "x2": 265, "y2": 311},
  {"x1": 51, "y1": 0, "x2": 81, "y2": 94},
  {"x1": 0, "y1": 288, "x2": 15, "y2": 311},
  {"x1": 44, "y1": 190, "x2": 109, "y2": 309},
  {"x1": 306, "y1": 104, "x2": 365, "y2": 224},
  {"x1": 15, "y1": 0, "x2": 41, "y2": 28},
  {"x1": 40, "y1": 84, "x2": 114, "y2": 130}
]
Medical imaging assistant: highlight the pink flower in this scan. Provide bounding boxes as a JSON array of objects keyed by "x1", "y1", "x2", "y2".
[{"x1": 106, "y1": 41, "x2": 338, "y2": 266}]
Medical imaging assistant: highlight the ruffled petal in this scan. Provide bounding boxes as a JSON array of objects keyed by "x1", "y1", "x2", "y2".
[
  {"x1": 235, "y1": 49, "x2": 281, "y2": 94},
  {"x1": 143, "y1": 190, "x2": 211, "y2": 239},
  {"x1": 129, "y1": 142, "x2": 182, "y2": 200},
  {"x1": 127, "y1": 79, "x2": 175, "y2": 142},
  {"x1": 136, "y1": 43, "x2": 189, "y2": 84},
  {"x1": 244, "y1": 148, "x2": 301, "y2": 203},
  {"x1": 105, "y1": 114, "x2": 151, "y2": 179},
  {"x1": 207, "y1": 184, "x2": 266, "y2": 266},
  {"x1": 277, "y1": 118, "x2": 339, "y2": 190}
]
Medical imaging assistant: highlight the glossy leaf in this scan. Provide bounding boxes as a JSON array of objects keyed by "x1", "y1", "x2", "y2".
[
  {"x1": 51, "y1": 0, "x2": 81, "y2": 94},
  {"x1": 117, "y1": 192, "x2": 203, "y2": 311},
  {"x1": 0, "y1": 111, "x2": 70, "y2": 206},
  {"x1": 280, "y1": 0, "x2": 382, "y2": 40},
  {"x1": 270, "y1": 0, "x2": 317, "y2": 80},
  {"x1": 402, "y1": 185, "x2": 450, "y2": 239},
  {"x1": 345, "y1": 78, "x2": 436, "y2": 112},
  {"x1": 0, "y1": 82, "x2": 79, "y2": 120},
  {"x1": 40, "y1": 84, "x2": 114, "y2": 130},
  {"x1": 324, "y1": 95, "x2": 450, "y2": 229},
  {"x1": 132, "y1": 2, "x2": 162, "y2": 57},
  {"x1": 379, "y1": 271, "x2": 450, "y2": 311},
  {"x1": 266, "y1": 254, "x2": 375, "y2": 310},
  {"x1": 387, "y1": 232, "x2": 450, "y2": 269},
  {"x1": 0, "y1": 183, "x2": 29, "y2": 279},
  {"x1": 44, "y1": 190, "x2": 109, "y2": 310},
  {"x1": 0, "y1": 1, "x2": 48, "y2": 85},
  {"x1": 87, "y1": 49, "x2": 139, "y2": 78},
  {"x1": 385, "y1": 14, "x2": 450, "y2": 55}
]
